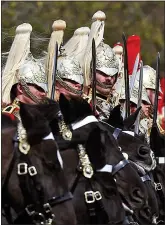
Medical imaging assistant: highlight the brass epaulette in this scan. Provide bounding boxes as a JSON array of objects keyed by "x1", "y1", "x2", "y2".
[
  {"x1": 157, "y1": 122, "x2": 165, "y2": 135},
  {"x1": 2, "y1": 99, "x2": 20, "y2": 114}
]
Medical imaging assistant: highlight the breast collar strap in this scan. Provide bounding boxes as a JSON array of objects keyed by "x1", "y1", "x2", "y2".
[
  {"x1": 71, "y1": 115, "x2": 98, "y2": 130},
  {"x1": 113, "y1": 128, "x2": 122, "y2": 139}
]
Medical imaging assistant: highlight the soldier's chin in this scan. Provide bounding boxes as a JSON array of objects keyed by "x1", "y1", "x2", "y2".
[{"x1": 97, "y1": 86, "x2": 111, "y2": 96}]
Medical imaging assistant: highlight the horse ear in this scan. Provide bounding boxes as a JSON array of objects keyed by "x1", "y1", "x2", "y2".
[
  {"x1": 19, "y1": 102, "x2": 50, "y2": 144},
  {"x1": 150, "y1": 123, "x2": 165, "y2": 157},
  {"x1": 107, "y1": 105, "x2": 124, "y2": 129},
  {"x1": 86, "y1": 127, "x2": 106, "y2": 169},
  {"x1": 123, "y1": 106, "x2": 141, "y2": 129},
  {"x1": 38, "y1": 98, "x2": 60, "y2": 122},
  {"x1": 59, "y1": 94, "x2": 71, "y2": 122},
  {"x1": 71, "y1": 97, "x2": 93, "y2": 119}
]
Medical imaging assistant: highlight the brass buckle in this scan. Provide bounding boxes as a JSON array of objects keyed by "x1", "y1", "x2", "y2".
[
  {"x1": 154, "y1": 182, "x2": 162, "y2": 191},
  {"x1": 32, "y1": 212, "x2": 45, "y2": 225},
  {"x1": 17, "y1": 163, "x2": 28, "y2": 175},
  {"x1": 2, "y1": 105, "x2": 15, "y2": 114},
  {"x1": 84, "y1": 191, "x2": 95, "y2": 203},
  {"x1": 25, "y1": 204, "x2": 35, "y2": 216},
  {"x1": 43, "y1": 203, "x2": 51, "y2": 214},
  {"x1": 28, "y1": 166, "x2": 37, "y2": 176},
  {"x1": 94, "y1": 191, "x2": 102, "y2": 201}
]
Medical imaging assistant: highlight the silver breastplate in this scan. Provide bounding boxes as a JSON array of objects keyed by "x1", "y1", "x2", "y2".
[{"x1": 96, "y1": 97, "x2": 113, "y2": 120}]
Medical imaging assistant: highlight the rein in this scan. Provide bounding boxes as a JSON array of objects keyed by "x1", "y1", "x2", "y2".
[{"x1": 2, "y1": 132, "x2": 73, "y2": 225}]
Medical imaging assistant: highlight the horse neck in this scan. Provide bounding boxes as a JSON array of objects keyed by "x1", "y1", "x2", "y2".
[
  {"x1": 2, "y1": 127, "x2": 16, "y2": 179},
  {"x1": 106, "y1": 135, "x2": 125, "y2": 166},
  {"x1": 60, "y1": 148, "x2": 80, "y2": 189},
  {"x1": 97, "y1": 122, "x2": 124, "y2": 165}
]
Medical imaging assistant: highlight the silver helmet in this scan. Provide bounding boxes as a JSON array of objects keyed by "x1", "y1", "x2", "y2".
[
  {"x1": 96, "y1": 42, "x2": 119, "y2": 76},
  {"x1": 143, "y1": 65, "x2": 162, "y2": 93},
  {"x1": 57, "y1": 55, "x2": 84, "y2": 85},
  {"x1": 18, "y1": 57, "x2": 48, "y2": 93}
]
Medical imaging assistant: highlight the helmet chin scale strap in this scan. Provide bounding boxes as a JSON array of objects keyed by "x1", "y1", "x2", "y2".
[
  {"x1": 57, "y1": 76, "x2": 82, "y2": 95},
  {"x1": 19, "y1": 78, "x2": 42, "y2": 104},
  {"x1": 96, "y1": 80, "x2": 112, "y2": 89}
]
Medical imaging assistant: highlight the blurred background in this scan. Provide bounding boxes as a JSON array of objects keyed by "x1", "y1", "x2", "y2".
[{"x1": 1, "y1": 1, "x2": 165, "y2": 76}]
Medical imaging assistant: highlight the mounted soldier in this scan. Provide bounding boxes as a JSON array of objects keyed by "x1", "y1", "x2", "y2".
[
  {"x1": 143, "y1": 65, "x2": 162, "y2": 106},
  {"x1": 82, "y1": 11, "x2": 119, "y2": 120},
  {"x1": 2, "y1": 23, "x2": 48, "y2": 121},
  {"x1": 111, "y1": 42, "x2": 124, "y2": 107},
  {"x1": 45, "y1": 21, "x2": 89, "y2": 141},
  {"x1": 119, "y1": 73, "x2": 152, "y2": 142},
  {"x1": 46, "y1": 21, "x2": 88, "y2": 102},
  {"x1": 158, "y1": 77, "x2": 165, "y2": 133},
  {"x1": 142, "y1": 65, "x2": 165, "y2": 134}
]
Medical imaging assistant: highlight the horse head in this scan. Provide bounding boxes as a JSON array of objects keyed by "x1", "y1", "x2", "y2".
[
  {"x1": 2, "y1": 102, "x2": 76, "y2": 225},
  {"x1": 55, "y1": 97, "x2": 126, "y2": 224},
  {"x1": 117, "y1": 131, "x2": 156, "y2": 172},
  {"x1": 97, "y1": 123, "x2": 154, "y2": 224}
]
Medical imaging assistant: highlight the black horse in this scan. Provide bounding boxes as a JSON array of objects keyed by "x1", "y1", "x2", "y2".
[
  {"x1": 18, "y1": 96, "x2": 158, "y2": 224},
  {"x1": 2, "y1": 103, "x2": 76, "y2": 225},
  {"x1": 150, "y1": 123, "x2": 165, "y2": 223},
  {"x1": 18, "y1": 97, "x2": 126, "y2": 224},
  {"x1": 101, "y1": 105, "x2": 159, "y2": 222},
  {"x1": 51, "y1": 95, "x2": 155, "y2": 224}
]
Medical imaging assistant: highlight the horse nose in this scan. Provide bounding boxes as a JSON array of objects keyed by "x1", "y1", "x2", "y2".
[
  {"x1": 139, "y1": 204, "x2": 152, "y2": 222},
  {"x1": 137, "y1": 146, "x2": 150, "y2": 159}
]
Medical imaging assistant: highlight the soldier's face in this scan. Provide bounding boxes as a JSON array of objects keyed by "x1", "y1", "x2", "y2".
[
  {"x1": 130, "y1": 102, "x2": 137, "y2": 114},
  {"x1": 56, "y1": 80, "x2": 82, "y2": 100},
  {"x1": 119, "y1": 100, "x2": 137, "y2": 114},
  {"x1": 96, "y1": 71, "x2": 116, "y2": 95},
  {"x1": 17, "y1": 84, "x2": 47, "y2": 104},
  {"x1": 141, "y1": 101, "x2": 151, "y2": 118},
  {"x1": 146, "y1": 89, "x2": 155, "y2": 106}
]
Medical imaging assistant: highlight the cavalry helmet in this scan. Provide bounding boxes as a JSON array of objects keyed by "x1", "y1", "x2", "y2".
[
  {"x1": 56, "y1": 55, "x2": 84, "y2": 85},
  {"x1": 143, "y1": 65, "x2": 162, "y2": 93},
  {"x1": 96, "y1": 42, "x2": 119, "y2": 76}
]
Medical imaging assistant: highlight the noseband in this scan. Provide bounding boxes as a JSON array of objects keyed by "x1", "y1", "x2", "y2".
[{"x1": 2, "y1": 133, "x2": 73, "y2": 225}]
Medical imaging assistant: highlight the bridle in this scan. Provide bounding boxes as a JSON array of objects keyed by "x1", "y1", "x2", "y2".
[{"x1": 2, "y1": 129, "x2": 73, "y2": 225}]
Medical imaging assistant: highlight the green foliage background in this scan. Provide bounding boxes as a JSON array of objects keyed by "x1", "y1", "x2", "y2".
[{"x1": 2, "y1": 1, "x2": 165, "y2": 73}]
